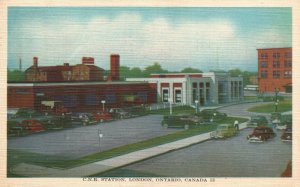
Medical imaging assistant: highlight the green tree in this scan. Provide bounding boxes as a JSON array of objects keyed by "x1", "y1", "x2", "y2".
[
  {"x1": 143, "y1": 62, "x2": 168, "y2": 76},
  {"x1": 8, "y1": 70, "x2": 25, "y2": 82},
  {"x1": 180, "y1": 67, "x2": 203, "y2": 73},
  {"x1": 130, "y1": 67, "x2": 143, "y2": 78},
  {"x1": 119, "y1": 66, "x2": 131, "y2": 80}
]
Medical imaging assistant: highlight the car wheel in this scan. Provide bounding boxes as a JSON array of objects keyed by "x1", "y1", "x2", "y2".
[
  {"x1": 184, "y1": 124, "x2": 189, "y2": 130},
  {"x1": 163, "y1": 123, "x2": 168, "y2": 128}
]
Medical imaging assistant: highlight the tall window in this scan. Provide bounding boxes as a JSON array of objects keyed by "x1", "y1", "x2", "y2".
[
  {"x1": 284, "y1": 51, "x2": 292, "y2": 58},
  {"x1": 174, "y1": 89, "x2": 182, "y2": 103},
  {"x1": 272, "y1": 71, "x2": 280, "y2": 79},
  {"x1": 273, "y1": 61, "x2": 280, "y2": 68},
  {"x1": 162, "y1": 88, "x2": 169, "y2": 102},
  {"x1": 261, "y1": 71, "x2": 268, "y2": 78},
  {"x1": 260, "y1": 53, "x2": 268, "y2": 59},
  {"x1": 284, "y1": 71, "x2": 292, "y2": 79},
  {"x1": 260, "y1": 61, "x2": 268, "y2": 68},
  {"x1": 273, "y1": 52, "x2": 280, "y2": 58},
  {"x1": 284, "y1": 60, "x2": 292, "y2": 68}
]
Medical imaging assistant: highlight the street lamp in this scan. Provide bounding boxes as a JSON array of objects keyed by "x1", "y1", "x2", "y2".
[
  {"x1": 195, "y1": 100, "x2": 199, "y2": 113},
  {"x1": 168, "y1": 98, "x2": 173, "y2": 115},
  {"x1": 275, "y1": 100, "x2": 279, "y2": 112},
  {"x1": 101, "y1": 100, "x2": 106, "y2": 112}
]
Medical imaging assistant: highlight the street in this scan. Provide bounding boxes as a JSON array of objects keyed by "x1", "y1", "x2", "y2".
[{"x1": 99, "y1": 128, "x2": 291, "y2": 177}]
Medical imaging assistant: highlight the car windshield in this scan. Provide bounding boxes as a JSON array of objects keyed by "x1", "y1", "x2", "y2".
[{"x1": 254, "y1": 129, "x2": 265, "y2": 133}]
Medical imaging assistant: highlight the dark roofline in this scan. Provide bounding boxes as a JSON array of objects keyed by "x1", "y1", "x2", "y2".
[{"x1": 256, "y1": 47, "x2": 292, "y2": 50}]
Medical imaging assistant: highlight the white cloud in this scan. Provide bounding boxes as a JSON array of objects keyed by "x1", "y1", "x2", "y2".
[{"x1": 9, "y1": 13, "x2": 290, "y2": 72}]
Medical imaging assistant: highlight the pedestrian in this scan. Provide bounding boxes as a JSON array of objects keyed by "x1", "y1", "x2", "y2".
[{"x1": 234, "y1": 120, "x2": 239, "y2": 131}]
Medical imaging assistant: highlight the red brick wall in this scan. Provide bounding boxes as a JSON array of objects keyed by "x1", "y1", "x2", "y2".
[
  {"x1": 7, "y1": 87, "x2": 35, "y2": 108},
  {"x1": 257, "y1": 48, "x2": 292, "y2": 92}
]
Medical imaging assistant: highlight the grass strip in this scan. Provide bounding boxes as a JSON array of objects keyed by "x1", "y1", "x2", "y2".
[
  {"x1": 8, "y1": 116, "x2": 247, "y2": 171},
  {"x1": 247, "y1": 101, "x2": 292, "y2": 113}
]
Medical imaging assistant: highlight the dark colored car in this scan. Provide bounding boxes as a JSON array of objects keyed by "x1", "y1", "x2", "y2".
[
  {"x1": 40, "y1": 116, "x2": 73, "y2": 130},
  {"x1": 16, "y1": 108, "x2": 44, "y2": 118},
  {"x1": 7, "y1": 120, "x2": 29, "y2": 137},
  {"x1": 247, "y1": 126, "x2": 275, "y2": 143},
  {"x1": 123, "y1": 106, "x2": 148, "y2": 117},
  {"x1": 196, "y1": 109, "x2": 227, "y2": 122},
  {"x1": 109, "y1": 108, "x2": 132, "y2": 119},
  {"x1": 281, "y1": 126, "x2": 292, "y2": 142},
  {"x1": 247, "y1": 115, "x2": 268, "y2": 128},
  {"x1": 161, "y1": 115, "x2": 204, "y2": 129}
]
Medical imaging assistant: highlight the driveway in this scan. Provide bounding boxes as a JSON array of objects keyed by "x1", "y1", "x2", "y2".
[{"x1": 8, "y1": 115, "x2": 179, "y2": 159}]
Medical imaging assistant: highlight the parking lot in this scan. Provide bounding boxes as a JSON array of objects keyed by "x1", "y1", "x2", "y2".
[
  {"x1": 100, "y1": 128, "x2": 291, "y2": 177},
  {"x1": 8, "y1": 115, "x2": 180, "y2": 159}
]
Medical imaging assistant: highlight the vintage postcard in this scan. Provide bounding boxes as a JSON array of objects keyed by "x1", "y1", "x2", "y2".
[{"x1": 1, "y1": 0, "x2": 299, "y2": 187}]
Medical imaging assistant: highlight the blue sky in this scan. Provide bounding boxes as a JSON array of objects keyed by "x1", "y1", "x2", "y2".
[{"x1": 8, "y1": 7, "x2": 292, "y2": 71}]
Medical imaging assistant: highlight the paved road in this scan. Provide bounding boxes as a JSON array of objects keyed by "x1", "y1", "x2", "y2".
[
  {"x1": 8, "y1": 115, "x2": 179, "y2": 159},
  {"x1": 102, "y1": 128, "x2": 291, "y2": 177},
  {"x1": 217, "y1": 102, "x2": 273, "y2": 118}
]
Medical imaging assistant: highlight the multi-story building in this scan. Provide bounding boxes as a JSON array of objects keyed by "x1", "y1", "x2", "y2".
[
  {"x1": 25, "y1": 57, "x2": 104, "y2": 82},
  {"x1": 257, "y1": 47, "x2": 292, "y2": 93}
]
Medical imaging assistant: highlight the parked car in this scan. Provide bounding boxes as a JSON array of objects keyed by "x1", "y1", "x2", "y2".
[
  {"x1": 247, "y1": 126, "x2": 275, "y2": 143},
  {"x1": 109, "y1": 108, "x2": 132, "y2": 119},
  {"x1": 196, "y1": 109, "x2": 227, "y2": 122},
  {"x1": 281, "y1": 126, "x2": 292, "y2": 142},
  {"x1": 7, "y1": 120, "x2": 28, "y2": 137},
  {"x1": 71, "y1": 113, "x2": 97, "y2": 125},
  {"x1": 247, "y1": 115, "x2": 268, "y2": 128},
  {"x1": 92, "y1": 111, "x2": 113, "y2": 122},
  {"x1": 276, "y1": 114, "x2": 292, "y2": 130},
  {"x1": 20, "y1": 119, "x2": 46, "y2": 133},
  {"x1": 40, "y1": 116, "x2": 73, "y2": 130},
  {"x1": 161, "y1": 115, "x2": 204, "y2": 129},
  {"x1": 123, "y1": 105, "x2": 148, "y2": 117},
  {"x1": 210, "y1": 124, "x2": 237, "y2": 139},
  {"x1": 16, "y1": 108, "x2": 44, "y2": 118}
]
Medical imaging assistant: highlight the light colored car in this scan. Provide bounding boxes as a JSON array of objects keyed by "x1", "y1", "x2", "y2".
[
  {"x1": 247, "y1": 116, "x2": 268, "y2": 128},
  {"x1": 210, "y1": 124, "x2": 237, "y2": 139}
]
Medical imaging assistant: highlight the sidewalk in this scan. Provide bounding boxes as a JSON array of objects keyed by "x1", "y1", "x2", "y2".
[{"x1": 11, "y1": 122, "x2": 248, "y2": 177}]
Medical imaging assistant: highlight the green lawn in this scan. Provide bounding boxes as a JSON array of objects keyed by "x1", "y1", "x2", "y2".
[
  {"x1": 7, "y1": 116, "x2": 247, "y2": 174},
  {"x1": 247, "y1": 100, "x2": 292, "y2": 113}
]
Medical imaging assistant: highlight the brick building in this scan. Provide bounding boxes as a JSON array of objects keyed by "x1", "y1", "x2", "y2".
[
  {"x1": 25, "y1": 57, "x2": 104, "y2": 82},
  {"x1": 8, "y1": 82, "x2": 156, "y2": 112},
  {"x1": 257, "y1": 47, "x2": 292, "y2": 93}
]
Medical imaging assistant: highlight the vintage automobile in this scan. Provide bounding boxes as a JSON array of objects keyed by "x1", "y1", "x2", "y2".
[
  {"x1": 276, "y1": 114, "x2": 292, "y2": 130},
  {"x1": 247, "y1": 126, "x2": 275, "y2": 143},
  {"x1": 20, "y1": 119, "x2": 46, "y2": 133},
  {"x1": 281, "y1": 126, "x2": 292, "y2": 142},
  {"x1": 196, "y1": 109, "x2": 227, "y2": 122},
  {"x1": 161, "y1": 115, "x2": 204, "y2": 129},
  {"x1": 109, "y1": 108, "x2": 132, "y2": 119},
  {"x1": 210, "y1": 124, "x2": 237, "y2": 139},
  {"x1": 246, "y1": 115, "x2": 268, "y2": 128},
  {"x1": 7, "y1": 120, "x2": 28, "y2": 136},
  {"x1": 71, "y1": 113, "x2": 97, "y2": 125},
  {"x1": 92, "y1": 111, "x2": 113, "y2": 122},
  {"x1": 16, "y1": 108, "x2": 44, "y2": 118},
  {"x1": 40, "y1": 116, "x2": 73, "y2": 130}
]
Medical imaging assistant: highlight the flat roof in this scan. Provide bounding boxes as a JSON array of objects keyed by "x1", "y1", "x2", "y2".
[
  {"x1": 8, "y1": 81, "x2": 149, "y2": 87},
  {"x1": 256, "y1": 47, "x2": 292, "y2": 50}
]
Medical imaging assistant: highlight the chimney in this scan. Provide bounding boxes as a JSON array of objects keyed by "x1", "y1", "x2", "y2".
[
  {"x1": 33, "y1": 57, "x2": 38, "y2": 67},
  {"x1": 110, "y1": 54, "x2": 120, "y2": 81},
  {"x1": 82, "y1": 57, "x2": 94, "y2": 65}
]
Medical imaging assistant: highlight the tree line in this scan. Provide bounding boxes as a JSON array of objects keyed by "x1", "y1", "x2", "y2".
[{"x1": 8, "y1": 63, "x2": 257, "y2": 86}]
